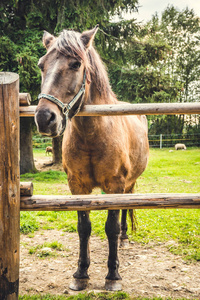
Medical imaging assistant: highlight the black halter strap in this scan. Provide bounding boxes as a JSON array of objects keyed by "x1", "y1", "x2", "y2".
[{"x1": 38, "y1": 71, "x2": 86, "y2": 134}]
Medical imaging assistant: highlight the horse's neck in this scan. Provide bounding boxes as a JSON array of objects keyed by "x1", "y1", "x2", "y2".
[
  {"x1": 71, "y1": 82, "x2": 116, "y2": 138},
  {"x1": 86, "y1": 82, "x2": 117, "y2": 105}
]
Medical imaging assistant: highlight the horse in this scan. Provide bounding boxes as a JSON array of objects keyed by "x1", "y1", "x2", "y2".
[
  {"x1": 45, "y1": 146, "x2": 53, "y2": 155},
  {"x1": 35, "y1": 26, "x2": 149, "y2": 291}
]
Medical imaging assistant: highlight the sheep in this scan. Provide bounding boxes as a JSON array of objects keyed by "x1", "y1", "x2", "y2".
[{"x1": 175, "y1": 143, "x2": 186, "y2": 150}]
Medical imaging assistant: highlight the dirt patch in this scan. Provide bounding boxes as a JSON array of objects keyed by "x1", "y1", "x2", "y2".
[
  {"x1": 34, "y1": 155, "x2": 64, "y2": 172},
  {"x1": 20, "y1": 229, "x2": 200, "y2": 298}
]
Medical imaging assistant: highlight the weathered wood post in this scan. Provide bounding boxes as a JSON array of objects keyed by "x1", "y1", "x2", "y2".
[{"x1": 0, "y1": 72, "x2": 20, "y2": 299}]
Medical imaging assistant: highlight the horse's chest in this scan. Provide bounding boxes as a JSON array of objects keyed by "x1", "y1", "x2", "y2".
[{"x1": 65, "y1": 140, "x2": 118, "y2": 176}]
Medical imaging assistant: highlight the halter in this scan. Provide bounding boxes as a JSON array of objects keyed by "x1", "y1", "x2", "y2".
[{"x1": 38, "y1": 71, "x2": 86, "y2": 135}]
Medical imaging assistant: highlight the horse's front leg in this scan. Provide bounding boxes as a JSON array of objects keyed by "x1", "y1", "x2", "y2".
[
  {"x1": 69, "y1": 211, "x2": 91, "y2": 291},
  {"x1": 105, "y1": 210, "x2": 122, "y2": 291}
]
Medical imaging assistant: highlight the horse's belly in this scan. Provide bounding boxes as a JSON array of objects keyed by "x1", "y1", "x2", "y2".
[{"x1": 91, "y1": 146, "x2": 148, "y2": 193}]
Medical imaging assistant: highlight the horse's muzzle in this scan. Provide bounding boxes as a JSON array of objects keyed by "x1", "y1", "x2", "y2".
[{"x1": 35, "y1": 108, "x2": 59, "y2": 137}]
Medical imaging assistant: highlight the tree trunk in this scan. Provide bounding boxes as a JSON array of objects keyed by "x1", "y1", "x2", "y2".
[
  {"x1": 20, "y1": 117, "x2": 36, "y2": 174},
  {"x1": 52, "y1": 136, "x2": 62, "y2": 164}
]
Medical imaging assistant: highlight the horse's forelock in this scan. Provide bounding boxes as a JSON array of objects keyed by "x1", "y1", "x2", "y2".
[{"x1": 56, "y1": 30, "x2": 88, "y2": 65}]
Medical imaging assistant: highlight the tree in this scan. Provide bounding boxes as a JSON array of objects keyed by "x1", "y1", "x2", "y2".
[
  {"x1": 160, "y1": 6, "x2": 200, "y2": 103},
  {"x1": 2, "y1": 1, "x2": 199, "y2": 148},
  {"x1": 0, "y1": 0, "x2": 140, "y2": 172},
  {"x1": 20, "y1": 118, "x2": 37, "y2": 173},
  {"x1": 52, "y1": 136, "x2": 62, "y2": 164},
  {"x1": 97, "y1": 12, "x2": 181, "y2": 105},
  {"x1": 144, "y1": 6, "x2": 200, "y2": 135}
]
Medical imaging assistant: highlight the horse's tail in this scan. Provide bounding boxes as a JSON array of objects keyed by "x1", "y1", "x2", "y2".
[{"x1": 128, "y1": 209, "x2": 137, "y2": 232}]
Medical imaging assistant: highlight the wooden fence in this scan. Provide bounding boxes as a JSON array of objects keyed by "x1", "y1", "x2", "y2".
[{"x1": 1, "y1": 72, "x2": 200, "y2": 299}]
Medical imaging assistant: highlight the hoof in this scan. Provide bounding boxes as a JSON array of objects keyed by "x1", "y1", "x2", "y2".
[
  {"x1": 105, "y1": 279, "x2": 122, "y2": 291},
  {"x1": 119, "y1": 238, "x2": 129, "y2": 248},
  {"x1": 69, "y1": 278, "x2": 89, "y2": 291}
]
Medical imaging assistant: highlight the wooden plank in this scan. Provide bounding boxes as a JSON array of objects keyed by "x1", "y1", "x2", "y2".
[
  {"x1": 0, "y1": 72, "x2": 20, "y2": 300},
  {"x1": 19, "y1": 93, "x2": 31, "y2": 106},
  {"x1": 79, "y1": 102, "x2": 200, "y2": 116},
  {"x1": 20, "y1": 193, "x2": 200, "y2": 211},
  {"x1": 20, "y1": 105, "x2": 37, "y2": 116},
  {"x1": 20, "y1": 102, "x2": 200, "y2": 117},
  {"x1": 20, "y1": 182, "x2": 33, "y2": 196}
]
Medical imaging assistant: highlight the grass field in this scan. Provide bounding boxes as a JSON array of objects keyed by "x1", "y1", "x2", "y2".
[
  {"x1": 24, "y1": 147, "x2": 200, "y2": 194},
  {"x1": 20, "y1": 148, "x2": 200, "y2": 299},
  {"x1": 20, "y1": 148, "x2": 200, "y2": 261}
]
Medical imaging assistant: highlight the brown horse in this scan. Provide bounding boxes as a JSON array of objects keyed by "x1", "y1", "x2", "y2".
[{"x1": 35, "y1": 26, "x2": 149, "y2": 291}]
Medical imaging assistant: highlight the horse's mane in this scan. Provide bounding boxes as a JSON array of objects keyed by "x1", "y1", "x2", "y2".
[{"x1": 56, "y1": 29, "x2": 116, "y2": 102}]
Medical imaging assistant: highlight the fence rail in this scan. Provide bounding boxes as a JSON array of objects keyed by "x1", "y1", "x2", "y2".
[
  {"x1": 20, "y1": 193, "x2": 200, "y2": 211},
  {"x1": 20, "y1": 102, "x2": 200, "y2": 117}
]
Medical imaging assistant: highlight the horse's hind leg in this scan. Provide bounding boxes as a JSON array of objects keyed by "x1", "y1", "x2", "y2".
[
  {"x1": 69, "y1": 211, "x2": 91, "y2": 291},
  {"x1": 120, "y1": 184, "x2": 136, "y2": 247},
  {"x1": 105, "y1": 210, "x2": 122, "y2": 291},
  {"x1": 120, "y1": 209, "x2": 129, "y2": 247}
]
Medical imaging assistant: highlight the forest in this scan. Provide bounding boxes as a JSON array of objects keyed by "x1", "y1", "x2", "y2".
[{"x1": 1, "y1": 0, "x2": 200, "y2": 172}]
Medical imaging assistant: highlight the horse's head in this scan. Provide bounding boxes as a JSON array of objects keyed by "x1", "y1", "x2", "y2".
[{"x1": 35, "y1": 26, "x2": 98, "y2": 137}]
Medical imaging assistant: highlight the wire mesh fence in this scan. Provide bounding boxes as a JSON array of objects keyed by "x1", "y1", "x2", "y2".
[
  {"x1": 149, "y1": 133, "x2": 200, "y2": 148},
  {"x1": 32, "y1": 133, "x2": 200, "y2": 150}
]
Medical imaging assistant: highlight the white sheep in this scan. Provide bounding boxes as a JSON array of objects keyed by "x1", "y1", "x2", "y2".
[{"x1": 175, "y1": 143, "x2": 186, "y2": 150}]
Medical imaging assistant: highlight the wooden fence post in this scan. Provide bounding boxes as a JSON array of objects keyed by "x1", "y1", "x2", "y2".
[{"x1": 0, "y1": 72, "x2": 20, "y2": 300}]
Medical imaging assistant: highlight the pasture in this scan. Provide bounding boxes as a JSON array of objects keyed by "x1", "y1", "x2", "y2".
[{"x1": 19, "y1": 147, "x2": 200, "y2": 299}]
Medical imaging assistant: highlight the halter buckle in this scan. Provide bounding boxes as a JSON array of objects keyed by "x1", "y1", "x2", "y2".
[{"x1": 62, "y1": 104, "x2": 70, "y2": 115}]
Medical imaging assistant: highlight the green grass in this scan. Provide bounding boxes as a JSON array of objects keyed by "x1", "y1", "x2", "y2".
[
  {"x1": 19, "y1": 293, "x2": 195, "y2": 300},
  {"x1": 132, "y1": 209, "x2": 200, "y2": 260},
  {"x1": 21, "y1": 170, "x2": 67, "y2": 183},
  {"x1": 20, "y1": 170, "x2": 68, "y2": 195},
  {"x1": 19, "y1": 292, "x2": 189, "y2": 300},
  {"x1": 19, "y1": 291, "x2": 130, "y2": 299},
  {"x1": 20, "y1": 211, "x2": 39, "y2": 234},
  {"x1": 28, "y1": 240, "x2": 66, "y2": 257},
  {"x1": 136, "y1": 147, "x2": 200, "y2": 193},
  {"x1": 21, "y1": 147, "x2": 200, "y2": 194},
  {"x1": 20, "y1": 148, "x2": 200, "y2": 261},
  {"x1": 33, "y1": 148, "x2": 51, "y2": 157}
]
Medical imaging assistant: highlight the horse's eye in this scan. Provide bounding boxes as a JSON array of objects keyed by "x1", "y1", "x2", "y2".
[{"x1": 69, "y1": 61, "x2": 81, "y2": 70}]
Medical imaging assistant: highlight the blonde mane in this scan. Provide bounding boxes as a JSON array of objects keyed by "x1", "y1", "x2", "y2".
[{"x1": 56, "y1": 29, "x2": 115, "y2": 101}]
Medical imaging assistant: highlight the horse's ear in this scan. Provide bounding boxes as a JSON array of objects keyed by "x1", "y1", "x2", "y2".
[
  {"x1": 81, "y1": 25, "x2": 99, "y2": 48},
  {"x1": 42, "y1": 31, "x2": 56, "y2": 50}
]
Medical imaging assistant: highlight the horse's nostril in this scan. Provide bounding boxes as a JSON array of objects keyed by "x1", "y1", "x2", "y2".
[{"x1": 48, "y1": 112, "x2": 56, "y2": 125}]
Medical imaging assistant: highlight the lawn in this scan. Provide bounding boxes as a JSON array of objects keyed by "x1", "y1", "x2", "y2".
[
  {"x1": 23, "y1": 147, "x2": 200, "y2": 194},
  {"x1": 137, "y1": 148, "x2": 200, "y2": 193},
  {"x1": 20, "y1": 147, "x2": 200, "y2": 261}
]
